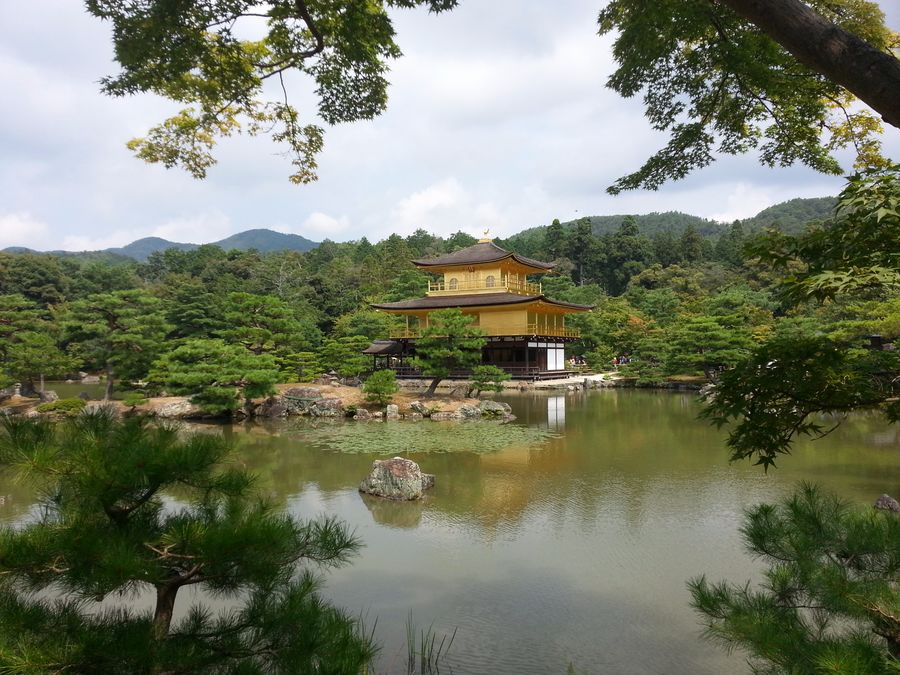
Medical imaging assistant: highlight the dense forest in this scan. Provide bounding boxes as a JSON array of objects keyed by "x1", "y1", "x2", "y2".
[{"x1": 1, "y1": 193, "x2": 888, "y2": 403}]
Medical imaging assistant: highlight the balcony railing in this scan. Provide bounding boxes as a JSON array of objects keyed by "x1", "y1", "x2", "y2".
[
  {"x1": 526, "y1": 324, "x2": 581, "y2": 338},
  {"x1": 427, "y1": 278, "x2": 542, "y2": 296},
  {"x1": 390, "y1": 325, "x2": 580, "y2": 339}
]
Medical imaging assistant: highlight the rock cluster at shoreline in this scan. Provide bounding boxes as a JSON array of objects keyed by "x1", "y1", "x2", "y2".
[{"x1": 7, "y1": 384, "x2": 516, "y2": 423}]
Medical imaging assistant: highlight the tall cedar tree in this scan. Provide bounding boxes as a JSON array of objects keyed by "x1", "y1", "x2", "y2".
[
  {"x1": 412, "y1": 308, "x2": 486, "y2": 396},
  {"x1": 0, "y1": 409, "x2": 375, "y2": 673}
]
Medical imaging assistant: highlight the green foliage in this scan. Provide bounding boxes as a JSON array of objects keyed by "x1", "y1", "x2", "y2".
[
  {"x1": 150, "y1": 338, "x2": 280, "y2": 415},
  {"x1": 665, "y1": 316, "x2": 754, "y2": 379},
  {"x1": 64, "y1": 289, "x2": 171, "y2": 398},
  {"x1": 318, "y1": 336, "x2": 371, "y2": 379},
  {"x1": 469, "y1": 365, "x2": 511, "y2": 398},
  {"x1": 281, "y1": 351, "x2": 325, "y2": 383},
  {"x1": 702, "y1": 335, "x2": 899, "y2": 469},
  {"x1": 121, "y1": 392, "x2": 148, "y2": 407},
  {"x1": 0, "y1": 295, "x2": 74, "y2": 387},
  {"x1": 87, "y1": 0, "x2": 457, "y2": 183},
  {"x1": 4, "y1": 332, "x2": 76, "y2": 388},
  {"x1": 0, "y1": 253, "x2": 75, "y2": 306},
  {"x1": 0, "y1": 293, "x2": 44, "y2": 357},
  {"x1": 34, "y1": 398, "x2": 87, "y2": 415},
  {"x1": 332, "y1": 309, "x2": 398, "y2": 340},
  {"x1": 412, "y1": 309, "x2": 486, "y2": 395},
  {"x1": 363, "y1": 369, "x2": 399, "y2": 406},
  {"x1": 383, "y1": 269, "x2": 430, "y2": 302},
  {"x1": 0, "y1": 409, "x2": 375, "y2": 672},
  {"x1": 753, "y1": 166, "x2": 900, "y2": 303},
  {"x1": 598, "y1": 1, "x2": 893, "y2": 193},
  {"x1": 705, "y1": 169, "x2": 900, "y2": 469},
  {"x1": 584, "y1": 345, "x2": 616, "y2": 372},
  {"x1": 690, "y1": 484, "x2": 899, "y2": 673},
  {"x1": 575, "y1": 297, "x2": 649, "y2": 358},
  {"x1": 218, "y1": 291, "x2": 321, "y2": 356}
]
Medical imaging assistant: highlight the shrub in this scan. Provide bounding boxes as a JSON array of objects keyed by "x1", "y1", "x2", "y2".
[
  {"x1": 121, "y1": 392, "x2": 148, "y2": 407},
  {"x1": 35, "y1": 398, "x2": 87, "y2": 416},
  {"x1": 469, "y1": 365, "x2": 510, "y2": 397},
  {"x1": 363, "y1": 369, "x2": 399, "y2": 406}
]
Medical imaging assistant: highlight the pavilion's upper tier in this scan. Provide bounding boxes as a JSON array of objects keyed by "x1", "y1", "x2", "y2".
[{"x1": 412, "y1": 241, "x2": 553, "y2": 275}]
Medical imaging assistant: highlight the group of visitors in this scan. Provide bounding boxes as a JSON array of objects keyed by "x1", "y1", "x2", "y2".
[{"x1": 612, "y1": 355, "x2": 631, "y2": 368}]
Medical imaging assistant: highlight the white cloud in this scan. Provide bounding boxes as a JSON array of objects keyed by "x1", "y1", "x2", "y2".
[
  {"x1": 0, "y1": 212, "x2": 50, "y2": 249},
  {"x1": 709, "y1": 184, "x2": 779, "y2": 223},
  {"x1": 301, "y1": 212, "x2": 352, "y2": 238},
  {"x1": 0, "y1": 0, "x2": 896, "y2": 251},
  {"x1": 391, "y1": 178, "x2": 468, "y2": 232},
  {"x1": 55, "y1": 212, "x2": 237, "y2": 251},
  {"x1": 149, "y1": 212, "x2": 236, "y2": 244}
]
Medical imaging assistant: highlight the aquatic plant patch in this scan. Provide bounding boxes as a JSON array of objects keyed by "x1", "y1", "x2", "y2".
[{"x1": 289, "y1": 420, "x2": 557, "y2": 455}]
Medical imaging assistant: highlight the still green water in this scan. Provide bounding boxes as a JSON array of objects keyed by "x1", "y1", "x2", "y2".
[{"x1": 1, "y1": 390, "x2": 897, "y2": 673}]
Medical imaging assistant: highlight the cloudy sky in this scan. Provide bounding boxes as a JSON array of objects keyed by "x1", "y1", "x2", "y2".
[{"x1": 1, "y1": 1, "x2": 898, "y2": 251}]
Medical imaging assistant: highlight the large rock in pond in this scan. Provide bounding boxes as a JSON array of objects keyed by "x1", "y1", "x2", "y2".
[
  {"x1": 430, "y1": 411, "x2": 463, "y2": 421},
  {"x1": 255, "y1": 396, "x2": 289, "y2": 418},
  {"x1": 359, "y1": 457, "x2": 435, "y2": 500},
  {"x1": 385, "y1": 404, "x2": 400, "y2": 420},
  {"x1": 309, "y1": 397, "x2": 343, "y2": 417},
  {"x1": 39, "y1": 390, "x2": 59, "y2": 404},
  {"x1": 409, "y1": 400, "x2": 431, "y2": 416},
  {"x1": 874, "y1": 494, "x2": 900, "y2": 513},
  {"x1": 456, "y1": 403, "x2": 482, "y2": 419},
  {"x1": 478, "y1": 400, "x2": 513, "y2": 418},
  {"x1": 283, "y1": 387, "x2": 322, "y2": 400},
  {"x1": 156, "y1": 399, "x2": 204, "y2": 419}
]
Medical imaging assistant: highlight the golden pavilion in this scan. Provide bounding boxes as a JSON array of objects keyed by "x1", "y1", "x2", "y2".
[{"x1": 367, "y1": 237, "x2": 592, "y2": 379}]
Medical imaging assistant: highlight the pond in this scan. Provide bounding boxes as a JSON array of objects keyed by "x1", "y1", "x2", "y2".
[{"x1": 1, "y1": 389, "x2": 897, "y2": 673}]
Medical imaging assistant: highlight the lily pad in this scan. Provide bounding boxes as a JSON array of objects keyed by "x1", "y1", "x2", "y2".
[{"x1": 288, "y1": 420, "x2": 557, "y2": 455}]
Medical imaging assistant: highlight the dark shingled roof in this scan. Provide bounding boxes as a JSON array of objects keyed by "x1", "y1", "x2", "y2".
[
  {"x1": 362, "y1": 340, "x2": 404, "y2": 355},
  {"x1": 371, "y1": 293, "x2": 592, "y2": 311},
  {"x1": 412, "y1": 241, "x2": 554, "y2": 270}
]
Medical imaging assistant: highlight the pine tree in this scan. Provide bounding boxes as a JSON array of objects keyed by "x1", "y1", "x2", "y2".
[
  {"x1": 0, "y1": 409, "x2": 375, "y2": 673},
  {"x1": 665, "y1": 316, "x2": 753, "y2": 379},
  {"x1": 468, "y1": 365, "x2": 511, "y2": 398},
  {"x1": 412, "y1": 309, "x2": 485, "y2": 397},
  {"x1": 318, "y1": 336, "x2": 372, "y2": 379},
  {"x1": 64, "y1": 290, "x2": 171, "y2": 400},
  {"x1": 690, "y1": 484, "x2": 899, "y2": 673},
  {"x1": 363, "y1": 369, "x2": 399, "y2": 406},
  {"x1": 149, "y1": 338, "x2": 281, "y2": 415}
]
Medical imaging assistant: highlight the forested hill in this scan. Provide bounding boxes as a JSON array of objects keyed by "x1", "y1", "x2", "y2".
[
  {"x1": 2, "y1": 229, "x2": 320, "y2": 262},
  {"x1": 503, "y1": 196, "x2": 836, "y2": 255},
  {"x1": 739, "y1": 197, "x2": 837, "y2": 233}
]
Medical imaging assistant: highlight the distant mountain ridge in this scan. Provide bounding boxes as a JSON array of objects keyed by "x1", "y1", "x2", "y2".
[
  {"x1": 4, "y1": 228, "x2": 320, "y2": 262},
  {"x1": 2, "y1": 197, "x2": 837, "y2": 262}
]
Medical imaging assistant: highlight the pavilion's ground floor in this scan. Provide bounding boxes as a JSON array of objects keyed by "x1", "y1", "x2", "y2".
[{"x1": 363, "y1": 336, "x2": 580, "y2": 381}]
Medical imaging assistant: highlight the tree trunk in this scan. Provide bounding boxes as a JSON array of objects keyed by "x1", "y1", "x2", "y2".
[
  {"x1": 720, "y1": 0, "x2": 900, "y2": 129},
  {"x1": 104, "y1": 360, "x2": 114, "y2": 401},
  {"x1": 424, "y1": 377, "x2": 442, "y2": 398},
  {"x1": 153, "y1": 584, "x2": 179, "y2": 640}
]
